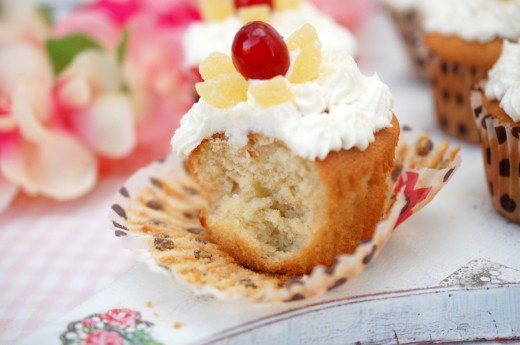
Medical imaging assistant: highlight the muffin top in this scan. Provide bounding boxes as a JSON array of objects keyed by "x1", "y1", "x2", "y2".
[
  {"x1": 423, "y1": 0, "x2": 520, "y2": 43},
  {"x1": 182, "y1": 0, "x2": 357, "y2": 68},
  {"x1": 172, "y1": 23, "x2": 393, "y2": 161},
  {"x1": 485, "y1": 40, "x2": 520, "y2": 121}
]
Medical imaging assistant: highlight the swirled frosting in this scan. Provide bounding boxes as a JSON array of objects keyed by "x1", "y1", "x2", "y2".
[
  {"x1": 485, "y1": 40, "x2": 520, "y2": 121},
  {"x1": 423, "y1": 0, "x2": 520, "y2": 43},
  {"x1": 171, "y1": 52, "x2": 394, "y2": 161},
  {"x1": 182, "y1": 2, "x2": 357, "y2": 68}
]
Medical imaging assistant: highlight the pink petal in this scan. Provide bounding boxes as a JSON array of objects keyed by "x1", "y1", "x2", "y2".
[
  {"x1": 89, "y1": 0, "x2": 142, "y2": 26},
  {"x1": 53, "y1": 9, "x2": 120, "y2": 49},
  {"x1": 61, "y1": 50, "x2": 121, "y2": 94},
  {"x1": 0, "y1": 132, "x2": 98, "y2": 200},
  {"x1": 0, "y1": 42, "x2": 52, "y2": 97},
  {"x1": 72, "y1": 94, "x2": 136, "y2": 158},
  {"x1": 10, "y1": 80, "x2": 50, "y2": 144},
  {"x1": 0, "y1": 173, "x2": 18, "y2": 213}
]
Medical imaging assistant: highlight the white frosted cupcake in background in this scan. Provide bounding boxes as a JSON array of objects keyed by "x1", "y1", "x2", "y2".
[
  {"x1": 471, "y1": 40, "x2": 520, "y2": 223},
  {"x1": 182, "y1": 0, "x2": 358, "y2": 79},
  {"x1": 422, "y1": 0, "x2": 520, "y2": 143},
  {"x1": 378, "y1": 0, "x2": 427, "y2": 80}
]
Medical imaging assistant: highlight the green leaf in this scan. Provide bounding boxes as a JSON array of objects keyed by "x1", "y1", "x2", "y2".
[
  {"x1": 46, "y1": 34, "x2": 102, "y2": 75},
  {"x1": 117, "y1": 28, "x2": 130, "y2": 66}
]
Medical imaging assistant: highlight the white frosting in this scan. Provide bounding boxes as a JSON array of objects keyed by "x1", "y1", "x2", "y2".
[
  {"x1": 423, "y1": 0, "x2": 520, "y2": 43},
  {"x1": 485, "y1": 40, "x2": 520, "y2": 121},
  {"x1": 171, "y1": 52, "x2": 394, "y2": 161},
  {"x1": 182, "y1": 2, "x2": 357, "y2": 68}
]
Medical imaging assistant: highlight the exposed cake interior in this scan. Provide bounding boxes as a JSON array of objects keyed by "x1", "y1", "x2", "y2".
[{"x1": 189, "y1": 135, "x2": 326, "y2": 260}]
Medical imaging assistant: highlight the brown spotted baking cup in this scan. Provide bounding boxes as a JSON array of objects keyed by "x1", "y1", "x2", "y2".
[
  {"x1": 383, "y1": 5, "x2": 428, "y2": 80},
  {"x1": 109, "y1": 129, "x2": 460, "y2": 302},
  {"x1": 425, "y1": 52, "x2": 488, "y2": 143},
  {"x1": 471, "y1": 83, "x2": 520, "y2": 224}
]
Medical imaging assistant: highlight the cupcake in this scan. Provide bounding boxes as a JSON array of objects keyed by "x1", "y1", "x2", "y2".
[
  {"x1": 378, "y1": 0, "x2": 428, "y2": 80},
  {"x1": 172, "y1": 22, "x2": 400, "y2": 276},
  {"x1": 422, "y1": 0, "x2": 520, "y2": 143},
  {"x1": 471, "y1": 40, "x2": 520, "y2": 223},
  {"x1": 182, "y1": 0, "x2": 358, "y2": 75}
]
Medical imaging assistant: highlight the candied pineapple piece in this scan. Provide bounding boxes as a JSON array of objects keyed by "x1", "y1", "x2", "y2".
[
  {"x1": 289, "y1": 43, "x2": 322, "y2": 83},
  {"x1": 273, "y1": 0, "x2": 300, "y2": 12},
  {"x1": 286, "y1": 24, "x2": 322, "y2": 83},
  {"x1": 286, "y1": 23, "x2": 319, "y2": 52},
  {"x1": 199, "y1": 52, "x2": 237, "y2": 80},
  {"x1": 200, "y1": 0, "x2": 234, "y2": 21},
  {"x1": 196, "y1": 73, "x2": 248, "y2": 108},
  {"x1": 250, "y1": 76, "x2": 293, "y2": 108},
  {"x1": 238, "y1": 5, "x2": 270, "y2": 24}
]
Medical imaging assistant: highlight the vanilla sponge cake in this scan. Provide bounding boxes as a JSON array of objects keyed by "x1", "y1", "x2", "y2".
[{"x1": 172, "y1": 23, "x2": 399, "y2": 275}]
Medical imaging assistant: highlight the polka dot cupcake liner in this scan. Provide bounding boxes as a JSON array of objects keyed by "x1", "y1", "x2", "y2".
[
  {"x1": 471, "y1": 84, "x2": 520, "y2": 224},
  {"x1": 425, "y1": 53, "x2": 488, "y2": 143},
  {"x1": 109, "y1": 128, "x2": 460, "y2": 303},
  {"x1": 383, "y1": 5, "x2": 428, "y2": 80}
]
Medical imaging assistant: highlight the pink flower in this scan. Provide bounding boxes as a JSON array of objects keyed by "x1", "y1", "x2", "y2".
[
  {"x1": 100, "y1": 308, "x2": 141, "y2": 328},
  {"x1": 54, "y1": 0, "x2": 200, "y2": 170},
  {"x1": 0, "y1": 41, "x2": 135, "y2": 212},
  {"x1": 85, "y1": 330, "x2": 124, "y2": 345},
  {"x1": 82, "y1": 318, "x2": 99, "y2": 328},
  {"x1": 0, "y1": 43, "x2": 98, "y2": 209}
]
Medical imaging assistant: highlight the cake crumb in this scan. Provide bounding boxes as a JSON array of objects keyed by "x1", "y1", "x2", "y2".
[
  {"x1": 146, "y1": 300, "x2": 154, "y2": 308},
  {"x1": 173, "y1": 322, "x2": 184, "y2": 329},
  {"x1": 154, "y1": 312, "x2": 160, "y2": 317}
]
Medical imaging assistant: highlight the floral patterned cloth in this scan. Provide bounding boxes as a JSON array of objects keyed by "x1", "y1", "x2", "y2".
[{"x1": 60, "y1": 309, "x2": 162, "y2": 345}]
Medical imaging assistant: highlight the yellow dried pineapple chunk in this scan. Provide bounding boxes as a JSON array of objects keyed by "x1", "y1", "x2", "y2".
[
  {"x1": 289, "y1": 43, "x2": 322, "y2": 83},
  {"x1": 250, "y1": 76, "x2": 293, "y2": 108},
  {"x1": 286, "y1": 23, "x2": 319, "y2": 51},
  {"x1": 238, "y1": 5, "x2": 270, "y2": 24},
  {"x1": 199, "y1": 52, "x2": 237, "y2": 80},
  {"x1": 286, "y1": 24, "x2": 322, "y2": 83},
  {"x1": 196, "y1": 73, "x2": 248, "y2": 108},
  {"x1": 200, "y1": 0, "x2": 234, "y2": 21},
  {"x1": 273, "y1": 0, "x2": 300, "y2": 12}
]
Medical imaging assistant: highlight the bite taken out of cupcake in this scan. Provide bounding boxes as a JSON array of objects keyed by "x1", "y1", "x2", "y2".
[
  {"x1": 182, "y1": 0, "x2": 358, "y2": 84},
  {"x1": 471, "y1": 39, "x2": 520, "y2": 224},
  {"x1": 171, "y1": 22, "x2": 400, "y2": 276}
]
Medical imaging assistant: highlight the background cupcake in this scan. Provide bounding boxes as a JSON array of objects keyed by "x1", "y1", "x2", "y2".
[
  {"x1": 472, "y1": 40, "x2": 520, "y2": 223},
  {"x1": 378, "y1": 0, "x2": 427, "y2": 80},
  {"x1": 422, "y1": 0, "x2": 520, "y2": 143}
]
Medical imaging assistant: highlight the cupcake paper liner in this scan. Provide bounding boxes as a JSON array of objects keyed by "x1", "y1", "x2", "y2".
[
  {"x1": 425, "y1": 53, "x2": 488, "y2": 143},
  {"x1": 471, "y1": 83, "x2": 520, "y2": 224},
  {"x1": 383, "y1": 6, "x2": 428, "y2": 80},
  {"x1": 109, "y1": 128, "x2": 460, "y2": 303}
]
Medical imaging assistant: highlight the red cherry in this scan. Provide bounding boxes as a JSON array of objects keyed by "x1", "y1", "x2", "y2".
[
  {"x1": 234, "y1": 0, "x2": 273, "y2": 9},
  {"x1": 232, "y1": 21, "x2": 290, "y2": 80}
]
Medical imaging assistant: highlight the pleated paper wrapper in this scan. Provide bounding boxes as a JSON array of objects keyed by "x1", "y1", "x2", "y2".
[
  {"x1": 471, "y1": 83, "x2": 520, "y2": 224},
  {"x1": 109, "y1": 128, "x2": 460, "y2": 303}
]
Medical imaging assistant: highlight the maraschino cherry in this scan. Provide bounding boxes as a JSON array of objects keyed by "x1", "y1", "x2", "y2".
[
  {"x1": 234, "y1": 0, "x2": 273, "y2": 9},
  {"x1": 231, "y1": 21, "x2": 290, "y2": 80}
]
